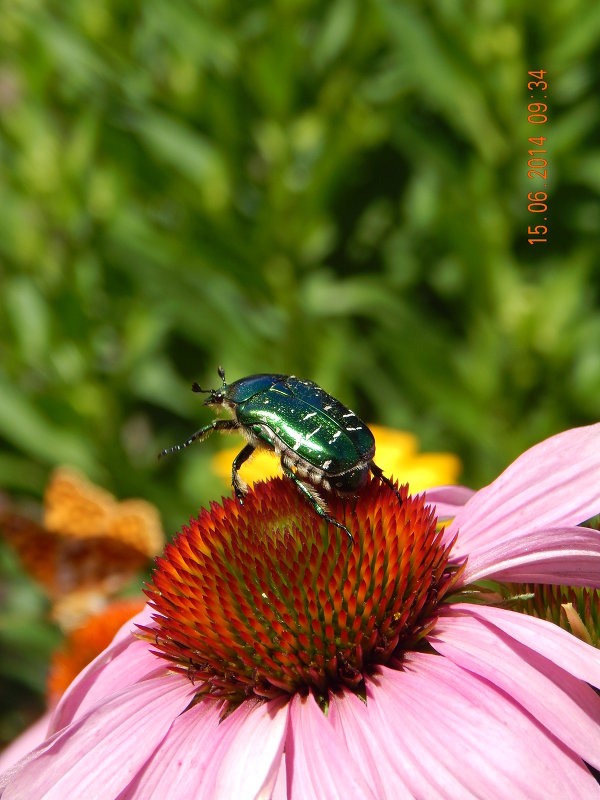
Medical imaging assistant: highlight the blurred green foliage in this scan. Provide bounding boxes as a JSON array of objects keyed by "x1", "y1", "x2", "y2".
[{"x1": 1, "y1": 0, "x2": 600, "y2": 745}]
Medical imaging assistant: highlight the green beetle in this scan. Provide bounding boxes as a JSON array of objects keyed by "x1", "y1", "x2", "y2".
[{"x1": 160, "y1": 368, "x2": 401, "y2": 540}]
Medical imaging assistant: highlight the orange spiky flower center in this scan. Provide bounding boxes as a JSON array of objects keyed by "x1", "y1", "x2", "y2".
[{"x1": 141, "y1": 477, "x2": 462, "y2": 708}]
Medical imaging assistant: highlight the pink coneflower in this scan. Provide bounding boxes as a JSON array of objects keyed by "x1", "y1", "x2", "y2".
[{"x1": 3, "y1": 424, "x2": 600, "y2": 798}]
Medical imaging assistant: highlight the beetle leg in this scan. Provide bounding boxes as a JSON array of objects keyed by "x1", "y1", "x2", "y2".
[
  {"x1": 281, "y1": 465, "x2": 353, "y2": 544},
  {"x1": 231, "y1": 443, "x2": 255, "y2": 505},
  {"x1": 370, "y1": 462, "x2": 404, "y2": 507},
  {"x1": 158, "y1": 419, "x2": 239, "y2": 458}
]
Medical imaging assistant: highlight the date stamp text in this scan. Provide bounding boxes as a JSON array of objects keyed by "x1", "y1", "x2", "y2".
[{"x1": 527, "y1": 70, "x2": 548, "y2": 244}]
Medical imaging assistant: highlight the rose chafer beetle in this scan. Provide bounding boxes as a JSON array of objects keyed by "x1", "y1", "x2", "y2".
[{"x1": 159, "y1": 368, "x2": 402, "y2": 541}]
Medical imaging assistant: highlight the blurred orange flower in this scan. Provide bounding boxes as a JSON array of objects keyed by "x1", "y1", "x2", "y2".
[{"x1": 1, "y1": 467, "x2": 164, "y2": 630}]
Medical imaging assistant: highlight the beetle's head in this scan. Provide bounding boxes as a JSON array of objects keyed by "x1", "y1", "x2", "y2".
[{"x1": 192, "y1": 366, "x2": 230, "y2": 408}]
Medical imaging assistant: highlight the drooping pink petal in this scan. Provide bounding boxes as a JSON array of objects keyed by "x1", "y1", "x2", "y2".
[
  {"x1": 422, "y1": 485, "x2": 475, "y2": 519},
  {"x1": 447, "y1": 423, "x2": 600, "y2": 555},
  {"x1": 367, "y1": 655, "x2": 599, "y2": 798},
  {"x1": 286, "y1": 693, "x2": 378, "y2": 799},
  {"x1": 199, "y1": 698, "x2": 288, "y2": 800},
  {"x1": 458, "y1": 525, "x2": 600, "y2": 586},
  {"x1": 452, "y1": 602, "x2": 600, "y2": 687},
  {"x1": 359, "y1": 666, "x2": 486, "y2": 798},
  {"x1": 1, "y1": 674, "x2": 195, "y2": 800},
  {"x1": 271, "y1": 753, "x2": 287, "y2": 800},
  {"x1": 114, "y1": 700, "x2": 221, "y2": 799},
  {"x1": 50, "y1": 633, "x2": 167, "y2": 734},
  {"x1": 430, "y1": 607, "x2": 600, "y2": 769},
  {"x1": 0, "y1": 713, "x2": 52, "y2": 775},
  {"x1": 328, "y1": 690, "x2": 413, "y2": 799},
  {"x1": 119, "y1": 697, "x2": 289, "y2": 800}
]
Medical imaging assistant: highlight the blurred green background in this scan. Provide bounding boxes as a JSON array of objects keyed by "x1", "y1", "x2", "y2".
[{"x1": 1, "y1": 0, "x2": 600, "y2": 745}]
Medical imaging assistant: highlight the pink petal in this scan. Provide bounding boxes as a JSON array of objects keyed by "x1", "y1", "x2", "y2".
[
  {"x1": 121, "y1": 697, "x2": 289, "y2": 800},
  {"x1": 117, "y1": 700, "x2": 221, "y2": 800},
  {"x1": 286, "y1": 693, "x2": 378, "y2": 799},
  {"x1": 115, "y1": 699, "x2": 221, "y2": 798},
  {"x1": 448, "y1": 423, "x2": 600, "y2": 555},
  {"x1": 271, "y1": 753, "x2": 287, "y2": 800},
  {"x1": 423, "y1": 485, "x2": 475, "y2": 519},
  {"x1": 366, "y1": 654, "x2": 599, "y2": 797},
  {"x1": 430, "y1": 607, "x2": 600, "y2": 769},
  {"x1": 458, "y1": 525, "x2": 600, "y2": 586},
  {"x1": 361, "y1": 665, "x2": 484, "y2": 798},
  {"x1": 328, "y1": 691, "x2": 413, "y2": 798},
  {"x1": 0, "y1": 713, "x2": 52, "y2": 775},
  {"x1": 50, "y1": 635, "x2": 167, "y2": 734},
  {"x1": 452, "y1": 602, "x2": 600, "y2": 688},
  {"x1": 200, "y1": 698, "x2": 288, "y2": 799},
  {"x1": 1, "y1": 674, "x2": 195, "y2": 800}
]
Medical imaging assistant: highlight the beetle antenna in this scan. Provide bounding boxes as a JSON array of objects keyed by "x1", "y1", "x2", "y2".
[
  {"x1": 191, "y1": 382, "x2": 211, "y2": 394},
  {"x1": 158, "y1": 435, "x2": 200, "y2": 458},
  {"x1": 217, "y1": 365, "x2": 226, "y2": 387},
  {"x1": 158, "y1": 426, "x2": 213, "y2": 458}
]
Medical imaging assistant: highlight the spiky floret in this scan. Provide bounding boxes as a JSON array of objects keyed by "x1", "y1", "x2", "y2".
[{"x1": 140, "y1": 477, "x2": 463, "y2": 709}]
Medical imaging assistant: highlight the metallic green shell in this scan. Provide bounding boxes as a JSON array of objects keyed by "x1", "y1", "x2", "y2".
[{"x1": 232, "y1": 376, "x2": 375, "y2": 475}]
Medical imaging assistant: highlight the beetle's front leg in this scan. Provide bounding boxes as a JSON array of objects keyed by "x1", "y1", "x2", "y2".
[
  {"x1": 281, "y1": 465, "x2": 353, "y2": 544},
  {"x1": 158, "y1": 419, "x2": 239, "y2": 459},
  {"x1": 231, "y1": 443, "x2": 255, "y2": 505},
  {"x1": 370, "y1": 462, "x2": 403, "y2": 508}
]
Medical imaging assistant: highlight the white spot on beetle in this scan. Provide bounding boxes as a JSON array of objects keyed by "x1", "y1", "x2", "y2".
[
  {"x1": 342, "y1": 412, "x2": 355, "y2": 418},
  {"x1": 322, "y1": 459, "x2": 332, "y2": 469},
  {"x1": 324, "y1": 404, "x2": 333, "y2": 411},
  {"x1": 346, "y1": 426, "x2": 362, "y2": 431},
  {"x1": 306, "y1": 425, "x2": 321, "y2": 440},
  {"x1": 328, "y1": 430, "x2": 341, "y2": 444},
  {"x1": 303, "y1": 411, "x2": 317, "y2": 420}
]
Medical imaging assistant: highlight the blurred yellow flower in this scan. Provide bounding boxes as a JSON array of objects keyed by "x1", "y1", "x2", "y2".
[{"x1": 211, "y1": 424, "x2": 460, "y2": 494}]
